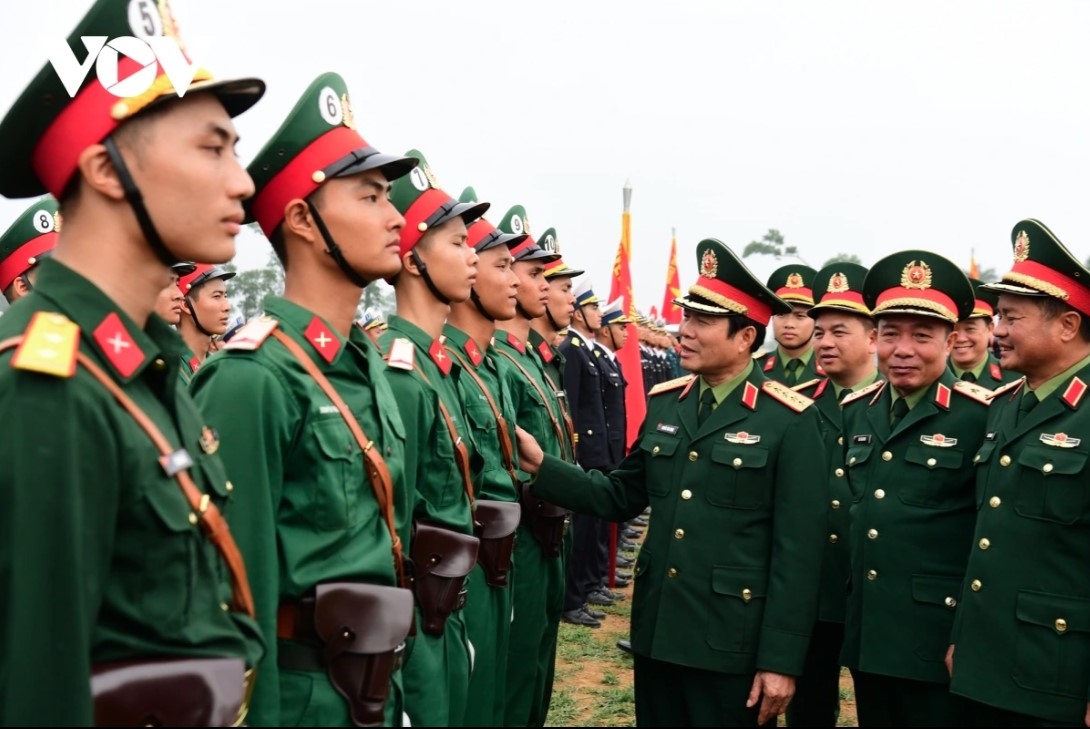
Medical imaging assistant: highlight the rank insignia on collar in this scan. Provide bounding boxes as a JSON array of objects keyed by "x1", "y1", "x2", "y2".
[
  {"x1": 921, "y1": 433, "x2": 957, "y2": 447},
  {"x1": 656, "y1": 423, "x2": 679, "y2": 435},
  {"x1": 429, "y1": 339, "x2": 452, "y2": 375},
  {"x1": 935, "y1": 383, "x2": 952, "y2": 410},
  {"x1": 464, "y1": 338, "x2": 483, "y2": 367},
  {"x1": 990, "y1": 363, "x2": 1002, "y2": 381},
  {"x1": 763, "y1": 355, "x2": 775, "y2": 372},
  {"x1": 537, "y1": 340, "x2": 554, "y2": 363},
  {"x1": 742, "y1": 381, "x2": 760, "y2": 410},
  {"x1": 188, "y1": 354, "x2": 201, "y2": 373},
  {"x1": 725, "y1": 431, "x2": 761, "y2": 444},
  {"x1": 93, "y1": 312, "x2": 145, "y2": 378},
  {"x1": 304, "y1": 317, "x2": 340, "y2": 364},
  {"x1": 1062, "y1": 377, "x2": 1087, "y2": 409},
  {"x1": 506, "y1": 332, "x2": 526, "y2": 354},
  {"x1": 1040, "y1": 433, "x2": 1081, "y2": 448},
  {"x1": 199, "y1": 426, "x2": 220, "y2": 455}
]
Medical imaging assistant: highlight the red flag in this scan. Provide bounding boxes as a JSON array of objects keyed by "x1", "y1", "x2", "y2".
[
  {"x1": 649, "y1": 305, "x2": 659, "y2": 320},
  {"x1": 969, "y1": 249, "x2": 980, "y2": 280},
  {"x1": 660, "y1": 228, "x2": 682, "y2": 325},
  {"x1": 608, "y1": 181, "x2": 647, "y2": 451}
]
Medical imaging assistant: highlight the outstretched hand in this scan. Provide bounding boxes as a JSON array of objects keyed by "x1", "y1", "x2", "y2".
[{"x1": 515, "y1": 425, "x2": 545, "y2": 474}]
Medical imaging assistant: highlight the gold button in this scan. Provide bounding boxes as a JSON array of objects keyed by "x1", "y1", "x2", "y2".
[
  {"x1": 681, "y1": 489, "x2": 692, "y2": 500},
  {"x1": 979, "y1": 538, "x2": 990, "y2": 550},
  {"x1": 834, "y1": 468, "x2": 844, "y2": 477},
  {"x1": 973, "y1": 454, "x2": 981, "y2": 463},
  {"x1": 152, "y1": 357, "x2": 166, "y2": 371},
  {"x1": 926, "y1": 457, "x2": 937, "y2": 467},
  {"x1": 688, "y1": 451, "x2": 699, "y2": 462},
  {"x1": 838, "y1": 436, "x2": 844, "y2": 445},
  {"x1": 867, "y1": 528, "x2": 878, "y2": 539},
  {"x1": 188, "y1": 512, "x2": 198, "y2": 525},
  {"x1": 667, "y1": 567, "x2": 678, "y2": 578},
  {"x1": 849, "y1": 456, "x2": 857, "y2": 465},
  {"x1": 742, "y1": 588, "x2": 752, "y2": 602},
  {"x1": 587, "y1": 429, "x2": 593, "y2": 435},
  {"x1": 881, "y1": 451, "x2": 893, "y2": 462},
  {"x1": 1056, "y1": 618, "x2": 1068, "y2": 633},
  {"x1": 945, "y1": 597, "x2": 957, "y2": 608},
  {"x1": 1043, "y1": 463, "x2": 1054, "y2": 473},
  {"x1": 674, "y1": 528, "x2": 685, "y2": 539},
  {"x1": 829, "y1": 534, "x2": 839, "y2": 543},
  {"x1": 989, "y1": 496, "x2": 1001, "y2": 508},
  {"x1": 225, "y1": 481, "x2": 234, "y2": 492},
  {"x1": 874, "y1": 489, "x2": 886, "y2": 499},
  {"x1": 831, "y1": 499, "x2": 841, "y2": 509},
  {"x1": 652, "y1": 446, "x2": 660, "y2": 455},
  {"x1": 867, "y1": 569, "x2": 877, "y2": 580},
  {"x1": 971, "y1": 579, "x2": 982, "y2": 591},
  {"x1": 732, "y1": 457, "x2": 742, "y2": 468},
  {"x1": 1000, "y1": 455, "x2": 1011, "y2": 467},
  {"x1": 220, "y1": 602, "x2": 230, "y2": 612}
]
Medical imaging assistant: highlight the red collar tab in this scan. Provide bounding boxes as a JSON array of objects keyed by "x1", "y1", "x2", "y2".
[
  {"x1": 304, "y1": 317, "x2": 340, "y2": 364},
  {"x1": 92, "y1": 312, "x2": 145, "y2": 378}
]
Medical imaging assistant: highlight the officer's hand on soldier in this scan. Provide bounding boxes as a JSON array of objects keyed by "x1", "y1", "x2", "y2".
[
  {"x1": 747, "y1": 670, "x2": 795, "y2": 725},
  {"x1": 515, "y1": 425, "x2": 544, "y2": 474}
]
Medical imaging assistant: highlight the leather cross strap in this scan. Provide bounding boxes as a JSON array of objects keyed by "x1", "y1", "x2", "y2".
[
  {"x1": 269, "y1": 329, "x2": 407, "y2": 588},
  {"x1": 445, "y1": 344, "x2": 519, "y2": 487},
  {"x1": 0, "y1": 335, "x2": 255, "y2": 617},
  {"x1": 405, "y1": 362, "x2": 477, "y2": 511},
  {"x1": 537, "y1": 366, "x2": 577, "y2": 461},
  {"x1": 495, "y1": 347, "x2": 574, "y2": 462}
]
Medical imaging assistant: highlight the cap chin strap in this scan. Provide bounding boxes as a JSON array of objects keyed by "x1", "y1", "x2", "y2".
[
  {"x1": 545, "y1": 305, "x2": 563, "y2": 332},
  {"x1": 470, "y1": 289, "x2": 496, "y2": 321},
  {"x1": 18, "y1": 273, "x2": 33, "y2": 294},
  {"x1": 183, "y1": 294, "x2": 218, "y2": 337},
  {"x1": 515, "y1": 301, "x2": 534, "y2": 321},
  {"x1": 103, "y1": 136, "x2": 179, "y2": 268},
  {"x1": 409, "y1": 248, "x2": 452, "y2": 306},
  {"x1": 305, "y1": 200, "x2": 371, "y2": 289}
]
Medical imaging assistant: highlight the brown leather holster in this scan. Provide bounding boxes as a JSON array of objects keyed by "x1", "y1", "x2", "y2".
[
  {"x1": 409, "y1": 522, "x2": 479, "y2": 636},
  {"x1": 519, "y1": 482, "x2": 572, "y2": 559},
  {"x1": 309, "y1": 582, "x2": 415, "y2": 727},
  {"x1": 473, "y1": 500, "x2": 522, "y2": 588},
  {"x1": 91, "y1": 656, "x2": 247, "y2": 727}
]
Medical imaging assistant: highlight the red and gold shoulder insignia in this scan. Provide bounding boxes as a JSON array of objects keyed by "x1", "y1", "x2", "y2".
[
  {"x1": 953, "y1": 379, "x2": 994, "y2": 406},
  {"x1": 987, "y1": 377, "x2": 1026, "y2": 402},
  {"x1": 842, "y1": 379, "x2": 885, "y2": 407},
  {"x1": 761, "y1": 379, "x2": 813, "y2": 413},
  {"x1": 792, "y1": 377, "x2": 822, "y2": 394},
  {"x1": 11, "y1": 312, "x2": 79, "y2": 378},
  {"x1": 649, "y1": 374, "x2": 695, "y2": 398}
]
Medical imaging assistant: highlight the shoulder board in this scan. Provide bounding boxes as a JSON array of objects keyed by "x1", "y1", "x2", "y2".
[
  {"x1": 222, "y1": 316, "x2": 278, "y2": 351},
  {"x1": 386, "y1": 337, "x2": 415, "y2": 371},
  {"x1": 842, "y1": 379, "x2": 885, "y2": 406},
  {"x1": 953, "y1": 379, "x2": 994, "y2": 406},
  {"x1": 792, "y1": 377, "x2": 822, "y2": 393},
  {"x1": 762, "y1": 379, "x2": 814, "y2": 413},
  {"x1": 571, "y1": 337, "x2": 582, "y2": 347},
  {"x1": 987, "y1": 376, "x2": 1026, "y2": 401},
  {"x1": 649, "y1": 374, "x2": 694, "y2": 397},
  {"x1": 11, "y1": 311, "x2": 80, "y2": 378}
]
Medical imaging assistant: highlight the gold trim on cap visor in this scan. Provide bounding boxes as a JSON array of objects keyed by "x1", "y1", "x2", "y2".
[
  {"x1": 683, "y1": 285, "x2": 748, "y2": 315},
  {"x1": 1002, "y1": 271, "x2": 1069, "y2": 301},
  {"x1": 872, "y1": 297, "x2": 957, "y2": 322}
]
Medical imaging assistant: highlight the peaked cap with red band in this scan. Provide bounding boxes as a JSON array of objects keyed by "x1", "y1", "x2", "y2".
[
  {"x1": 0, "y1": 196, "x2": 60, "y2": 291},
  {"x1": 965, "y1": 277, "x2": 999, "y2": 320},
  {"x1": 459, "y1": 186, "x2": 526, "y2": 253},
  {"x1": 863, "y1": 250, "x2": 974, "y2": 324},
  {"x1": 498, "y1": 205, "x2": 559, "y2": 263},
  {"x1": 808, "y1": 262, "x2": 871, "y2": 319},
  {"x1": 0, "y1": 0, "x2": 265, "y2": 199},
  {"x1": 388, "y1": 150, "x2": 489, "y2": 256},
  {"x1": 673, "y1": 238, "x2": 791, "y2": 323},
  {"x1": 247, "y1": 71, "x2": 416, "y2": 238},
  {"x1": 537, "y1": 227, "x2": 584, "y2": 279},
  {"x1": 767, "y1": 264, "x2": 816, "y2": 307},
  {"x1": 982, "y1": 219, "x2": 1090, "y2": 317}
]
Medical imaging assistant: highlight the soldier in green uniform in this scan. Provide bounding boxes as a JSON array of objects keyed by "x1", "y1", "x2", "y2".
[
  {"x1": 190, "y1": 72, "x2": 418, "y2": 727},
  {"x1": 0, "y1": 0, "x2": 265, "y2": 724},
  {"x1": 0, "y1": 195, "x2": 59, "y2": 304},
  {"x1": 517, "y1": 238, "x2": 827, "y2": 727},
  {"x1": 762, "y1": 264, "x2": 825, "y2": 385},
  {"x1": 839, "y1": 251, "x2": 990, "y2": 726},
  {"x1": 947, "y1": 220, "x2": 1090, "y2": 727},
  {"x1": 789, "y1": 263, "x2": 878, "y2": 727},
  {"x1": 176, "y1": 263, "x2": 235, "y2": 382},
  {"x1": 379, "y1": 149, "x2": 489, "y2": 727},
  {"x1": 444, "y1": 186, "x2": 528, "y2": 726},
  {"x1": 154, "y1": 262, "x2": 197, "y2": 326},
  {"x1": 948, "y1": 278, "x2": 1018, "y2": 388}
]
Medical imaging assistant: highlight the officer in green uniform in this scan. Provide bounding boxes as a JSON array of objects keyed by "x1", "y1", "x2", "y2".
[
  {"x1": 0, "y1": 0, "x2": 265, "y2": 724},
  {"x1": 948, "y1": 278, "x2": 1018, "y2": 388},
  {"x1": 948, "y1": 220, "x2": 1090, "y2": 726},
  {"x1": 762, "y1": 264, "x2": 825, "y2": 385},
  {"x1": 491, "y1": 205, "x2": 571, "y2": 726},
  {"x1": 789, "y1": 263, "x2": 878, "y2": 727},
  {"x1": 840, "y1": 250, "x2": 990, "y2": 726},
  {"x1": 517, "y1": 238, "x2": 827, "y2": 727},
  {"x1": 443, "y1": 186, "x2": 528, "y2": 726},
  {"x1": 190, "y1": 71, "x2": 418, "y2": 727},
  {"x1": 379, "y1": 149, "x2": 489, "y2": 727},
  {"x1": 176, "y1": 263, "x2": 235, "y2": 383},
  {"x1": 0, "y1": 195, "x2": 59, "y2": 304}
]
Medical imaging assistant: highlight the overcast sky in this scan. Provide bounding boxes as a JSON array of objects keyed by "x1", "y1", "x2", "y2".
[{"x1": 2, "y1": 0, "x2": 1089, "y2": 314}]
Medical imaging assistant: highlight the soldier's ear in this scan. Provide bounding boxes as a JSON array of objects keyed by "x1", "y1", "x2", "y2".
[
  {"x1": 76, "y1": 144, "x2": 127, "y2": 202},
  {"x1": 1057, "y1": 309, "x2": 1085, "y2": 344}
]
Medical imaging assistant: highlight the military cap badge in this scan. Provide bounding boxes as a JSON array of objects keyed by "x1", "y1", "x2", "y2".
[
  {"x1": 1013, "y1": 230, "x2": 1030, "y2": 262},
  {"x1": 700, "y1": 249, "x2": 718, "y2": 278},
  {"x1": 901, "y1": 260, "x2": 933, "y2": 290}
]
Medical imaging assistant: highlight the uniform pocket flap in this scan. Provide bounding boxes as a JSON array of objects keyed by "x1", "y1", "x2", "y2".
[
  {"x1": 905, "y1": 446, "x2": 963, "y2": 470},
  {"x1": 846, "y1": 445, "x2": 873, "y2": 468},
  {"x1": 1017, "y1": 445, "x2": 1087, "y2": 476},
  {"x1": 711, "y1": 443, "x2": 769, "y2": 469},
  {"x1": 640, "y1": 435, "x2": 679, "y2": 458},
  {"x1": 1016, "y1": 590, "x2": 1090, "y2": 633},
  {"x1": 312, "y1": 418, "x2": 356, "y2": 461},
  {"x1": 464, "y1": 401, "x2": 497, "y2": 432},
  {"x1": 910, "y1": 574, "x2": 961, "y2": 607},
  {"x1": 711, "y1": 566, "x2": 768, "y2": 600}
]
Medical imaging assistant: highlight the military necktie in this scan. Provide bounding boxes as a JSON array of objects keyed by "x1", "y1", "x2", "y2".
[
  {"x1": 1016, "y1": 391, "x2": 1038, "y2": 425},
  {"x1": 698, "y1": 387, "x2": 716, "y2": 426},
  {"x1": 960, "y1": 371, "x2": 977, "y2": 383},
  {"x1": 785, "y1": 358, "x2": 802, "y2": 385},
  {"x1": 890, "y1": 396, "x2": 909, "y2": 428}
]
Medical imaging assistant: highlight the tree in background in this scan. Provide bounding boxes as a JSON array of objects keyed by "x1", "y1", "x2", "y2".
[
  {"x1": 742, "y1": 228, "x2": 813, "y2": 266},
  {"x1": 823, "y1": 253, "x2": 863, "y2": 267}
]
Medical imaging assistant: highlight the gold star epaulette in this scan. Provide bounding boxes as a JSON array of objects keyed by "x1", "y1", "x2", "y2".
[
  {"x1": 223, "y1": 316, "x2": 278, "y2": 351},
  {"x1": 843, "y1": 379, "x2": 885, "y2": 406},
  {"x1": 648, "y1": 374, "x2": 694, "y2": 397},
  {"x1": 953, "y1": 379, "x2": 995, "y2": 406},
  {"x1": 571, "y1": 337, "x2": 582, "y2": 347},
  {"x1": 11, "y1": 312, "x2": 79, "y2": 378},
  {"x1": 987, "y1": 377, "x2": 1026, "y2": 401},
  {"x1": 762, "y1": 379, "x2": 814, "y2": 412},
  {"x1": 792, "y1": 377, "x2": 822, "y2": 393}
]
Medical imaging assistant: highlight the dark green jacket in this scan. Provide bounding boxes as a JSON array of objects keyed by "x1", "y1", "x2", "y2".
[{"x1": 759, "y1": 348, "x2": 824, "y2": 386}]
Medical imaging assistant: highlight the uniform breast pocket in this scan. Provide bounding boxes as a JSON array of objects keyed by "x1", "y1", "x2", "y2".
[
  {"x1": 1013, "y1": 446, "x2": 1089, "y2": 525},
  {"x1": 1013, "y1": 590, "x2": 1090, "y2": 697},
  {"x1": 310, "y1": 417, "x2": 365, "y2": 529},
  {"x1": 464, "y1": 400, "x2": 497, "y2": 435},
  {"x1": 707, "y1": 444, "x2": 770, "y2": 510},
  {"x1": 639, "y1": 435, "x2": 679, "y2": 496},
  {"x1": 900, "y1": 446, "x2": 966, "y2": 508}
]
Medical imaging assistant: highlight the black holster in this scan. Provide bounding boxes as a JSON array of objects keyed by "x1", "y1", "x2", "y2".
[
  {"x1": 91, "y1": 656, "x2": 246, "y2": 727},
  {"x1": 473, "y1": 500, "x2": 522, "y2": 587},
  {"x1": 313, "y1": 582, "x2": 415, "y2": 727},
  {"x1": 519, "y1": 482, "x2": 572, "y2": 559},
  {"x1": 409, "y1": 521, "x2": 479, "y2": 636}
]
